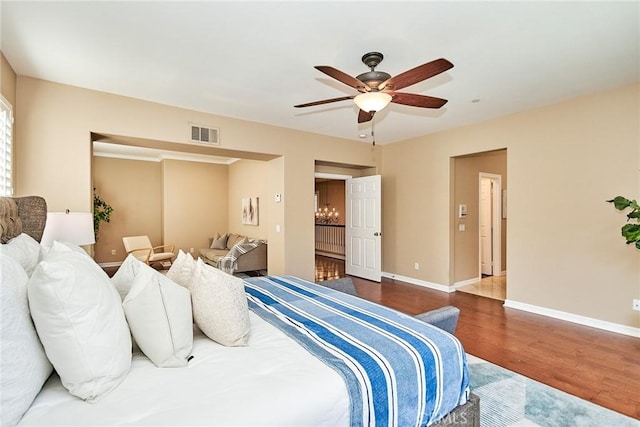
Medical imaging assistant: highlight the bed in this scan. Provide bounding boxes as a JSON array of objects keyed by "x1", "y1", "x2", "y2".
[{"x1": 1, "y1": 196, "x2": 479, "y2": 426}]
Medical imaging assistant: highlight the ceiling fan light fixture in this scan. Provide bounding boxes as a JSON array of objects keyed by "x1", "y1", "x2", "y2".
[{"x1": 354, "y1": 92, "x2": 392, "y2": 113}]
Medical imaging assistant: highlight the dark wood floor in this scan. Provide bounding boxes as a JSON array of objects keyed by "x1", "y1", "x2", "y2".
[{"x1": 316, "y1": 256, "x2": 640, "y2": 419}]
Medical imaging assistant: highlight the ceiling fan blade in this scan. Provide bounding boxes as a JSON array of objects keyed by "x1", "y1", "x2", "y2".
[
  {"x1": 294, "y1": 95, "x2": 354, "y2": 108},
  {"x1": 378, "y1": 58, "x2": 453, "y2": 91},
  {"x1": 391, "y1": 92, "x2": 448, "y2": 108},
  {"x1": 358, "y1": 109, "x2": 374, "y2": 123},
  {"x1": 315, "y1": 66, "x2": 369, "y2": 92}
]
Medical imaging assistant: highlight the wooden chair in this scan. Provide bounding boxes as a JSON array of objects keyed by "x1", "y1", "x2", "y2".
[{"x1": 122, "y1": 235, "x2": 175, "y2": 268}]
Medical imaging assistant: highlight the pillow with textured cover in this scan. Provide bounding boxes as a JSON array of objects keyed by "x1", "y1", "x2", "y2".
[
  {"x1": 0, "y1": 233, "x2": 41, "y2": 276},
  {"x1": 0, "y1": 255, "x2": 52, "y2": 427},
  {"x1": 225, "y1": 233, "x2": 246, "y2": 250},
  {"x1": 191, "y1": 261, "x2": 251, "y2": 346},
  {"x1": 123, "y1": 265, "x2": 193, "y2": 368},
  {"x1": 166, "y1": 249, "x2": 200, "y2": 291},
  {"x1": 28, "y1": 245, "x2": 131, "y2": 402},
  {"x1": 209, "y1": 232, "x2": 228, "y2": 250}
]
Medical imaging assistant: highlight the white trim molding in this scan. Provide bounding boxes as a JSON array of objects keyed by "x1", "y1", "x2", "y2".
[
  {"x1": 98, "y1": 261, "x2": 123, "y2": 268},
  {"x1": 382, "y1": 271, "x2": 456, "y2": 293},
  {"x1": 453, "y1": 277, "x2": 480, "y2": 288},
  {"x1": 504, "y1": 299, "x2": 640, "y2": 338}
]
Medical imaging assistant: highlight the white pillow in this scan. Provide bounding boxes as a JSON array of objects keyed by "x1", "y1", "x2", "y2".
[
  {"x1": 0, "y1": 255, "x2": 53, "y2": 426},
  {"x1": 123, "y1": 265, "x2": 193, "y2": 367},
  {"x1": 166, "y1": 249, "x2": 199, "y2": 291},
  {"x1": 192, "y1": 261, "x2": 251, "y2": 346},
  {"x1": 0, "y1": 233, "x2": 42, "y2": 276},
  {"x1": 28, "y1": 250, "x2": 132, "y2": 402},
  {"x1": 111, "y1": 254, "x2": 144, "y2": 300}
]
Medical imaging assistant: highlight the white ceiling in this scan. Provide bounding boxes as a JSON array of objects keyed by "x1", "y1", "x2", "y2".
[{"x1": 2, "y1": 1, "x2": 638, "y2": 145}]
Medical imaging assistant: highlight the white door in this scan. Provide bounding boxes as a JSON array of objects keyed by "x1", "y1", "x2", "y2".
[
  {"x1": 480, "y1": 178, "x2": 493, "y2": 275},
  {"x1": 346, "y1": 175, "x2": 381, "y2": 282}
]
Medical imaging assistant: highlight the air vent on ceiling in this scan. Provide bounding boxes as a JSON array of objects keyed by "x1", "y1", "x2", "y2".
[{"x1": 190, "y1": 123, "x2": 220, "y2": 145}]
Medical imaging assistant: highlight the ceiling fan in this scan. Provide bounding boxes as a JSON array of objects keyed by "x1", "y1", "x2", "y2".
[{"x1": 294, "y1": 52, "x2": 454, "y2": 124}]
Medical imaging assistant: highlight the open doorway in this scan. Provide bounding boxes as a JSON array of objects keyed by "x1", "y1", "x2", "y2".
[
  {"x1": 452, "y1": 149, "x2": 507, "y2": 301},
  {"x1": 313, "y1": 168, "x2": 383, "y2": 282},
  {"x1": 479, "y1": 172, "x2": 502, "y2": 277},
  {"x1": 314, "y1": 174, "x2": 349, "y2": 282}
]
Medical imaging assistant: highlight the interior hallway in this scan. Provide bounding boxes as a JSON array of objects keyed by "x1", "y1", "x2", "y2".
[
  {"x1": 457, "y1": 275, "x2": 506, "y2": 301},
  {"x1": 315, "y1": 255, "x2": 507, "y2": 302},
  {"x1": 315, "y1": 255, "x2": 345, "y2": 282}
]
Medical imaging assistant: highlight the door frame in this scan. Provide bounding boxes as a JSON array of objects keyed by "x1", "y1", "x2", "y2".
[{"x1": 478, "y1": 172, "x2": 502, "y2": 277}]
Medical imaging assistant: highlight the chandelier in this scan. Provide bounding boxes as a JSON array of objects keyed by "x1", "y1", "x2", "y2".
[{"x1": 315, "y1": 205, "x2": 339, "y2": 224}]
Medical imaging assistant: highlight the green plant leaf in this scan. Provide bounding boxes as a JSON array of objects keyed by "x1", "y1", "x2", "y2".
[
  {"x1": 627, "y1": 210, "x2": 640, "y2": 220},
  {"x1": 621, "y1": 223, "x2": 640, "y2": 243},
  {"x1": 93, "y1": 188, "x2": 114, "y2": 241},
  {"x1": 607, "y1": 196, "x2": 632, "y2": 210}
]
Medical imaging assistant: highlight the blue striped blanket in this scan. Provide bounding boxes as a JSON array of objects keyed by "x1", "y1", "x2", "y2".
[{"x1": 243, "y1": 275, "x2": 469, "y2": 427}]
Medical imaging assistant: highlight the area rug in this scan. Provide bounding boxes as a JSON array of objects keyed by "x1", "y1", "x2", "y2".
[{"x1": 466, "y1": 354, "x2": 638, "y2": 427}]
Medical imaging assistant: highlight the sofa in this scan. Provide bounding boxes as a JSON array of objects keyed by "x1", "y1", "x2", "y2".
[{"x1": 198, "y1": 232, "x2": 267, "y2": 274}]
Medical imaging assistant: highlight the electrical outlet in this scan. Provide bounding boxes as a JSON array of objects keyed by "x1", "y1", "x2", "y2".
[
  {"x1": 189, "y1": 247, "x2": 194, "y2": 254},
  {"x1": 414, "y1": 262, "x2": 420, "y2": 270},
  {"x1": 111, "y1": 249, "x2": 116, "y2": 256},
  {"x1": 633, "y1": 299, "x2": 640, "y2": 311}
]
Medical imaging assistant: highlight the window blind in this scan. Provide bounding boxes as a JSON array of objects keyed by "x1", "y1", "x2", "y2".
[{"x1": 0, "y1": 95, "x2": 13, "y2": 196}]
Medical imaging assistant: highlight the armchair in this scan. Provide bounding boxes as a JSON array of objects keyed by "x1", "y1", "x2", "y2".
[{"x1": 122, "y1": 235, "x2": 175, "y2": 268}]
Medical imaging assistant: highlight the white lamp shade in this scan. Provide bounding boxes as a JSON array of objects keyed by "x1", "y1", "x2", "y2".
[
  {"x1": 41, "y1": 212, "x2": 95, "y2": 247},
  {"x1": 354, "y1": 92, "x2": 392, "y2": 113}
]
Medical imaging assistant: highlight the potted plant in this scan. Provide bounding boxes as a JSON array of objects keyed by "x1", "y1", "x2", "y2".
[
  {"x1": 607, "y1": 196, "x2": 640, "y2": 249},
  {"x1": 93, "y1": 188, "x2": 113, "y2": 241}
]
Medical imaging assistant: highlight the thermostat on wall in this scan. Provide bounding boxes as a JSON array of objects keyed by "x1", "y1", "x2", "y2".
[{"x1": 458, "y1": 204, "x2": 467, "y2": 218}]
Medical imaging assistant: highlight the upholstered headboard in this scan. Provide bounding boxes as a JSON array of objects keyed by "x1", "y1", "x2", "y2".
[{"x1": 0, "y1": 196, "x2": 47, "y2": 243}]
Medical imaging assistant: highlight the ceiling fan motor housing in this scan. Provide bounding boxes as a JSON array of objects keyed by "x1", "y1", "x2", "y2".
[
  {"x1": 356, "y1": 71, "x2": 392, "y2": 90},
  {"x1": 358, "y1": 52, "x2": 391, "y2": 89}
]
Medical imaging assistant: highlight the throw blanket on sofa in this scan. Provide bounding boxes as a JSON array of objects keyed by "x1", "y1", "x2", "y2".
[
  {"x1": 218, "y1": 240, "x2": 265, "y2": 274},
  {"x1": 243, "y1": 275, "x2": 469, "y2": 427}
]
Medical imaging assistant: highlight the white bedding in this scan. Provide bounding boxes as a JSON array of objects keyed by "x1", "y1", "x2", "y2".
[{"x1": 18, "y1": 312, "x2": 350, "y2": 426}]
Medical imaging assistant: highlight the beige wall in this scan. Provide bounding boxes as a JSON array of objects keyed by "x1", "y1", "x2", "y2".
[
  {"x1": 382, "y1": 83, "x2": 639, "y2": 328},
  {"x1": 228, "y1": 159, "x2": 268, "y2": 239},
  {"x1": 454, "y1": 149, "x2": 507, "y2": 282},
  {"x1": 94, "y1": 156, "x2": 230, "y2": 264},
  {"x1": 92, "y1": 157, "x2": 162, "y2": 263},
  {"x1": 11, "y1": 71, "x2": 639, "y2": 328},
  {"x1": 163, "y1": 159, "x2": 229, "y2": 255},
  {"x1": 14, "y1": 76, "x2": 377, "y2": 281}
]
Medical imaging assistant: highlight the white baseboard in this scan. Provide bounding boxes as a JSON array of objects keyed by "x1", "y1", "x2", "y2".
[
  {"x1": 453, "y1": 277, "x2": 480, "y2": 288},
  {"x1": 381, "y1": 271, "x2": 455, "y2": 293},
  {"x1": 379, "y1": 272, "x2": 638, "y2": 338},
  {"x1": 504, "y1": 299, "x2": 640, "y2": 338},
  {"x1": 98, "y1": 261, "x2": 122, "y2": 268}
]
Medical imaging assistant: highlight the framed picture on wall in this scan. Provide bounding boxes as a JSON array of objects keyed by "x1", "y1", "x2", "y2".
[{"x1": 242, "y1": 197, "x2": 259, "y2": 225}]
